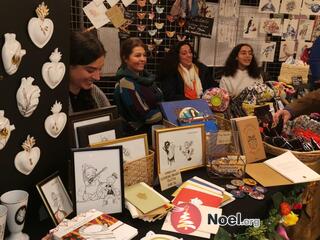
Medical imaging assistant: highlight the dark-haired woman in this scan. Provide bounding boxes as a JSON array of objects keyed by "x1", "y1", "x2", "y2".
[
  {"x1": 114, "y1": 38, "x2": 162, "y2": 129},
  {"x1": 159, "y1": 41, "x2": 217, "y2": 101},
  {"x1": 219, "y1": 43, "x2": 263, "y2": 98},
  {"x1": 69, "y1": 31, "x2": 110, "y2": 113}
]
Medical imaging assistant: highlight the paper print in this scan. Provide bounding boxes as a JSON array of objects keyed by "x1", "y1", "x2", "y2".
[
  {"x1": 83, "y1": 1, "x2": 110, "y2": 29},
  {"x1": 296, "y1": 41, "x2": 313, "y2": 60},
  {"x1": 301, "y1": 0, "x2": 320, "y2": 16},
  {"x1": 279, "y1": 0, "x2": 302, "y2": 14},
  {"x1": 279, "y1": 40, "x2": 295, "y2": 62},
  {"x1": 282, "y1": 19, "x2": 298, "y2": 40},
  {"x1": 243, "y1": 16, "x2": 258, "y2": 38},
  {"x1": 218, "y1": 0, "x2": 240, "y2": 18},
  {"x1": 297, "y1": 19, "x2": 315, "y2": 41},
  {"x1": 260, "y1": 42, "x2": 277, "y2": 62},
  {"x1": 260, "y1": 18, "x2": 282, "y2": 36},
  {"x1": 258, "y1": 0, "x2": 280, "y2": 13}
]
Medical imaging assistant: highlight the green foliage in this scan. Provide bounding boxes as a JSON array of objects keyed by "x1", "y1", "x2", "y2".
[{"x1": 214, "y1": 227, "x2": 232, "y2": 240}]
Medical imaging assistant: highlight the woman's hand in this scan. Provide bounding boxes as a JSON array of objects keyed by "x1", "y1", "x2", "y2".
[{"x1": 273, "y1": 109, "x2": 292, "y2": 126}]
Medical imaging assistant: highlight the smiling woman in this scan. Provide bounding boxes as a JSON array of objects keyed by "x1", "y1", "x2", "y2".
[
  {"x1": 219, "y1": 43, "x2": 263, "y2": 98},
  {"x1": 69, "y1": 31, "x2": 111, "y2": 113},
  {"x1": 113, "y1": 38, "x2": 163, "y2": 131}
]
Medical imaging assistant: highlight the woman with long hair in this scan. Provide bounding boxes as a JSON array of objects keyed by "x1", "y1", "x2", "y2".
[
  {"x1": 158, "y1": 41, "x2": 217, "y2": 101},
  {"x1": 114, "y1": 38, "x2": 163, "y2": 129},
  {"x1": 69, "y1": 31, "x2": 110, "y2": 113},
  {"x1": 220, "y1": 43, "x2": 263, "y2": 98}
]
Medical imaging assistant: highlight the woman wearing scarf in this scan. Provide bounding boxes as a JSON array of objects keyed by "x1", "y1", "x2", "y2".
[
  {"x1": 114, "y1": 38, "x2": 163, "y2": 130},
  {"x1": 159, "y1": 41, "x2": 217, "y2": 101}
]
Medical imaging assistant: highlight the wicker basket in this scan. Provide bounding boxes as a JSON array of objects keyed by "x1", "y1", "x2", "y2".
[
  {"x1": 264, "y1": 142, "x2": 320, "y2": 173},
  {"x1": 123, "y1": 150, "x2": 154, "y2": 186}
]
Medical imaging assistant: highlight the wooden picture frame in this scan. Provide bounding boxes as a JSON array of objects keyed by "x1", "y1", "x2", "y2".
[
  {"x1": 77, "y1": 118, "x2": 124, "y2": 147},
  {"x1": 36, "y1": 172, "x2": 73, "y2": 225},
  {"x1": 91, "y1": 134, "x2": 148, "y2": 163},
  {"x1": 155, "y1": 124, "x2": 206, "y2": 174},
  {"x1": 71, "y1": 146, "x2": 124, "y2": 215},
  {"x1": 68, "y1": 106, "x2": 118, "y2": 148}
]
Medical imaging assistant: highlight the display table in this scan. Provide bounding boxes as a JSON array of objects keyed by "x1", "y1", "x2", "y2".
[{"x1": 24, "y1": 167, "x2": 288, "y2": 239}]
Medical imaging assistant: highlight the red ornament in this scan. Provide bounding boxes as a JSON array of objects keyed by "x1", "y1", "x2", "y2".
[
  {"x1": 280, "y1": 202, "x2": 292, "y2": 216},
  {"x1": 292, "y1": 203, "x2": 303, "y2": 210}
]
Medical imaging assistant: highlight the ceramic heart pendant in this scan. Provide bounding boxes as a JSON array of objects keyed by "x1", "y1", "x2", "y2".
[
  {"x1": 16, "y1": 77, "x2": 41, "y2": 117},
  {"x1": 0, "y1": 110, "x2": 15, "y2": 150},
  {"x1": 44, "y1": 101, "x2": 66, "y2": 138},
  {"x1": 1, "y1": 33, "x2": 26, "y2": 75},
  {"x1": 42, "y1": 48, "x2": 65, "y2": 89},
  {"x1": 28, "y1": 2, "x2": 54, "y2": 48},
  {"x1": 15, "y1": 135, "x2": 40, "y2": 175}
]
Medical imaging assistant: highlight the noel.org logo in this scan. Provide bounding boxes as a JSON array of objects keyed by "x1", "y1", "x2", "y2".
[{"x1": 171, "y1": 203, "x2": 260, "y2": 234}]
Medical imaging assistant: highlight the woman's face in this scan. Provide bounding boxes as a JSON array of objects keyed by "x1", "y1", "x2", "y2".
[
  {"x1": 179, "y1": 44, "x2": 193, "y2": 69},
  {"x1": 125, "y1": 46, "x2": 147, "y2": 74},
  {"x1": 69, "y1": 55, "x2": 105, "y2": 90},
  {"x1": 237, "y1": 45, "x2": 253, "y2": 70}
]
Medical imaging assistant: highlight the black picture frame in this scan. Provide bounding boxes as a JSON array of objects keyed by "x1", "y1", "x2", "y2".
[
  {"x1": 76, "y1": 118, "x2": 124, "y2": 148},
  {"x1": 36, "y1": 172, "x2": 73, "y2": 225},
  {"x1": 71, "y1": 146, "x2": 124, "y2": 215},
  {"x1": 68, "y1": 106, "x2": 118, "y2": 148}
]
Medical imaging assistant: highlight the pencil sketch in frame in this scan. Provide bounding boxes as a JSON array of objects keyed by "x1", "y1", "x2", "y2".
[
  {"x1": 77, "y1": 118, "x2": 124, "y2": 147},
  {"x1": 36, "y1": 172, "x2": 73, "y2": 225},
  {"x1": 69, "y1": 106, "x2": 118, "y2": 148},
  {"x1": 91, "y1": 134, "x2": 148, "y2": 164},
  {"x1": 155, "y1": 124, "x2": 205, "y2": 174},
  {"x1": 72, "y1": 146, "x2": 124, "y2": 215}
]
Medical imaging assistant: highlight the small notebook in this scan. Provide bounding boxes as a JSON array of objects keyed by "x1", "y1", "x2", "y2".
[{"x1": 125, "y1": 182, "x2": 169, "y2": 214}]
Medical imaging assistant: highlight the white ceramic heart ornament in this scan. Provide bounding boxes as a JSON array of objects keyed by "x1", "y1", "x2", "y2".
[
  {"x1": 44, "y1": 101, "x2": 67, "y2": 138},
  {"x1": 0, "y1": 110, "x2": 15, "y2": 151},
  {"x1": 1, "y1": 33, "x2": 26, "y2": 75},
  {"x1": 42, "y1": 48, "x2": 65, "y2": 89},
  {"x1": 28, "y1": 2, "x2": 54, "y2": 48},
  {"x1": 15, "y1": 135, "x2": 40, "y2": 175},
  {"x1": 16, "y1": 77, "x2": 41, "y2": 117}
]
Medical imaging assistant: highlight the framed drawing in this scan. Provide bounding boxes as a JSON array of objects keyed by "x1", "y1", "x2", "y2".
[
  {"x1": 155, "y1": 124, "x2": 206, "y2": 174},
  {"x1": 36, "y1": 172, "x2": 73, "y2": 225},
  {"x1": 77, "y1": 118, "x2": 124, "y2": 147},
  {"x1": 71, "y1": 146, "x2": 124, "y2": 215},
  {"x1": 69, "y1": 106, "x2": 118, "y2": 148},
  {"x1": 92, "y1": 134, "x2": 148, "y2": 163}
]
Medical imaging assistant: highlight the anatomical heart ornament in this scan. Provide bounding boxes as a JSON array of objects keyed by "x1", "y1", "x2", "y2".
[
  {"x1": 16, "y1": 77, "x2": 41, "y2": 117},
  {"x1": 0, "y1": 111, "x2": 15, "y2": 151},
  {"x1": 42, "y1": 48, "x2": 65, "y2": 89},
  {"x1": 1, "y1": 33, "x2": 26, "y2": 75},
  {"x1": 28, "y1": 2, "x2": 54, "y2": 48},
  {"x1": 15, "y1": 135, "x2": 41, "y2": 175},
  {"x1": 44, "y1": 101, "x2": 67, "y2": 138}
]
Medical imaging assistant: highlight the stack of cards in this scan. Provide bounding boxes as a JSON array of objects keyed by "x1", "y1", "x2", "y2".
[
  {"x1": 161, "y1": 177, "x2": 235, "y2": 238},
  {"x1": 125, "y1": 182, "x2": 173, "y2": 222}
]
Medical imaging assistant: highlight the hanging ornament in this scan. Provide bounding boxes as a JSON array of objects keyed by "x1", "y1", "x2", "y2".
[
  {"x1": 44, "y1": 101, "x2": 67, "y2": 138},
  {"x1": 14, "y1": 135, "x2": 40, "y2": 175},
  {"x1": 0, "y1": 111, "x2": 15, "y2": 151},
  {"x1": 42, "y1": 48, "x2": 65, "y2": 89},
  {"x1": 155, "y1": 22, "x2": 164, "y2": 29},
  {"x1": 1, "y1": 33, "x2": 26, "y2": 75},
  {"x1": 16, "y1": 77, "x2": 41, "y2": 117},
  {"x1": 28, "y1": 2, "x2": 54, "y2": 48}
]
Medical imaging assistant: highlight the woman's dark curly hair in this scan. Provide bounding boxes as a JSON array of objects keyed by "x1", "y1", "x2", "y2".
[
  {"x1": 223, "y1": 43, "x2": 261, "y2": 79},
  {"x1": 158, "y1": 41, "x2": 196, "y2": 78}
]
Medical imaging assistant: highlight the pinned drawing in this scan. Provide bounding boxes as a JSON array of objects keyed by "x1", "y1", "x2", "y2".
[
  {"x1": 260, "y1": 18, "x2": 281, "y2": 36},
  {"x1": 243, "y1": 16, "x2": 258, "y2": 39},
  {"x1": 259, "y1": 0, "x2": 280, "y2": 13},
  {"x1": 301, "y1": 0, "x2": 320, "y2": 15},
  {"x1": 260, "y1": 42, "x2": 277, "y2": 62},
  {"x1": 282, "y1": 19, "x2": 298, "y2": 40},
  {"x1": 297, "y1": 19, "x2": 315, "y2": 41},
  {"x1": 279, "y1": 0, "x2": 302, "y2": 14},
  {"x1": 279, "y1": 41, "x2": 295, "y2": 62}
]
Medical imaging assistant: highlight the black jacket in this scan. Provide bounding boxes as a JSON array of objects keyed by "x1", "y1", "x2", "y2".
[{"x1": 159, "y1": 62, "x2": 218, "y2": 101}]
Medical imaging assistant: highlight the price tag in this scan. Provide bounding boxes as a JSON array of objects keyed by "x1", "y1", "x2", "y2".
[
  {"x1": 216, "y1": 131, "x2": 232, "y2": 145},
  {"x1": 159, "y1": 169, "x2": 182, "y2": 191}
]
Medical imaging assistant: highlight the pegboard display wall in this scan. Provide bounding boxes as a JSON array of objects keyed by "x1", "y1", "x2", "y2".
[{"x1": 70, "y1": 0, "x2": 315, "y2": 104}]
